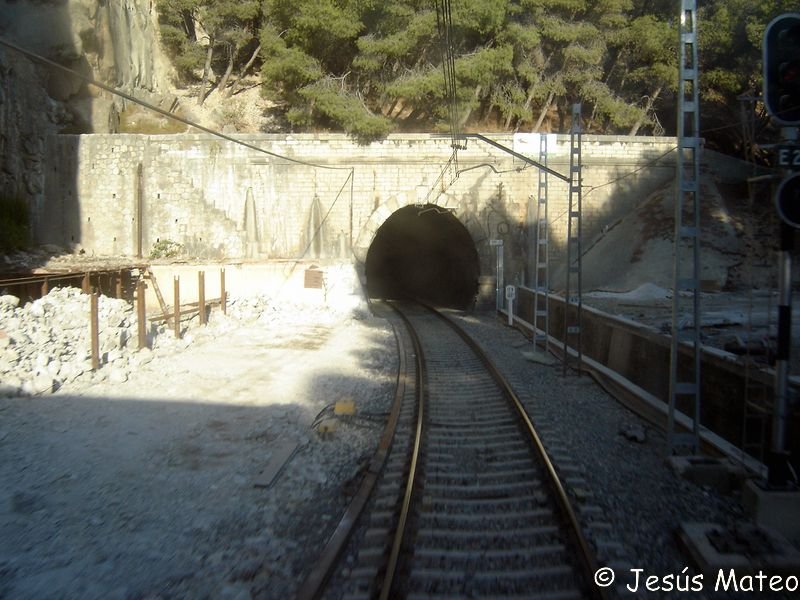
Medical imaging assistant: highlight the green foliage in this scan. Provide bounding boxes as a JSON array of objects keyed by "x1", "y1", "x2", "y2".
[
  {"x1": 152, "y1": 0, "x2": 793, "y2": 146},
  {"x1": 218, "y1": 101, "x2": 249, "y2": 131},
  {"x1": 697, "y1": 0, "x2": 798, "y2": 151},
  {"x1": 296, "y1": 79, "x2": 394, "y2": 143},
  {"x1": 261, "y1": 45, "x2": 323, "y2": 94},
  {"x1": 157, "y1": 1, "x2": 262, "y2": 91},
  {"x1": 0, "y1": 195, "x2": 30, "y2": 252},
  {"x1": 149, "y1": 239, "x2": 184, "y2": 259}
]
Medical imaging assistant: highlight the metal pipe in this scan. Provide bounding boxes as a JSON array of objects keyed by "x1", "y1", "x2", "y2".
[
  {"x1": 90, "y1": 292, "x2": 99, "y2": 370},
  {"x1": 136, "y1": 163, "x2": 144, "y2": 259},
  {"x1": 174, "y1": 276, "x2": 181, "y2": 338},
  {"x1": 773, "y1": 225, "x2": 792, "y2": 455},
  {"x1": 137, "y1": 280, "x2": 147, "y2": 349},
  {"x1": 198, "y1": 271, "x2": 206, "y2": 325},
  {"x1": 220, "y1": 269, "x2": 226, "y2": 315},
  {"x1": 467, "y1": 133, "x2": 570, "y2": 182}
]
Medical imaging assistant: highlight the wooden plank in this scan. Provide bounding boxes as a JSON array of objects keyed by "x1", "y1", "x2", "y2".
[
  {"x1": 304, "y1": 268, "x2": 324, "y2": 289},
  {"x1": 148, "y1": 299, "x2": 223, "y2": 322},
  {"x1": 145, "y1": 268, "x2": 171, "y2": 323},
  {"x1": 253, "y1": 442, "x2": 298, "y2": 489}
]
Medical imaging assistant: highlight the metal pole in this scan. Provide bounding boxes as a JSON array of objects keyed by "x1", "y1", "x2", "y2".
[
  {"x1": 115, "y1": 269, "x2": 123, "y2": 299},
  {"x1": 41, "y1": 277, "x2": 49, "y2": 297},
  {"x1": 767, "y1": 126, "x2": 798, "y2": 486},
  {"x1": 137, "y1": 280, "x2": 147, "y2": 349},
  {"x1": 82, "y1": 272, "x2": 90, "y2": 294},
  {"x1": 668, "y1": 0, "x2": 702, "y2": 455},
  {"x1": 770, "y1": 223, "x2": 793, "y2": 485},
  {"x1": 198, "y1": 270, "x2": 206, "y2": 325},
  {"x1": 220, "y1": 268, "x2": 226, "y2": 315},
  {"x1": 174, "y1": 276, "x2": 181, "y2": 339},
  {"x1": 136, "y1": 163, "x2": 144, "y2": 259},
  {"x1": 90, "y1": 292, "x2": 100, "y2": 370},
  {"x1": 496, "y1": 243, "x2": 504, "y2": 311},
  {"x1": 489, "y1": 240, "x2": 503, "y2": 310}
]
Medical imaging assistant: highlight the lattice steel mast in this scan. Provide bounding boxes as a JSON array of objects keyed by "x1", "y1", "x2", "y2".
[
  {"x1": 533, "y1": 135, "x2": 550, "y2": 353},
  {"x1": 668, "y1": 0, "x2": 702, "y2": 454},
  {"x1": 563, "y1": 104, "x2": 583, "y2": 374}
]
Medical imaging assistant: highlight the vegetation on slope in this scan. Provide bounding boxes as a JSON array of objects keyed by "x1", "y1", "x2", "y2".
[{"x1": 156, "y1": 0, "x2": 797, "y2": 154}]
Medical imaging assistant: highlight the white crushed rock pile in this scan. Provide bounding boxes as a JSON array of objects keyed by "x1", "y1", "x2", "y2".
[
  {"x1": 0, "y1": 289, "x2": 136, "y2": 396},
  {"x1": 0, "y1": 287, "x2": 295, "y2": 398}
]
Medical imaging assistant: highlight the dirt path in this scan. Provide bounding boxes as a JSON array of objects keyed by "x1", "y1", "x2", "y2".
[{"x1": 0, "y1": 306, "x2": 397, "y2": 599}]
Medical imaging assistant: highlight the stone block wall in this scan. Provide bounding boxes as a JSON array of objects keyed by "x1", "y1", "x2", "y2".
[{"x1": 38, "y1": 133, "x2": 677, "y2": 281}]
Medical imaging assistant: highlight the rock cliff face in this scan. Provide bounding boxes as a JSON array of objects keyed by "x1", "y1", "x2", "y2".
[{"x1": 0, "y1": 0, "x2": 172, "y2": 221}]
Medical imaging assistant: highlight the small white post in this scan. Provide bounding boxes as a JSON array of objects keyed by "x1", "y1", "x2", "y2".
[
  {"x1": 490, "y1": 239, "x2": 504, "y2": 311},
  {"x1": 505, "y1": 285, "x2": 516, "y2": 327}
]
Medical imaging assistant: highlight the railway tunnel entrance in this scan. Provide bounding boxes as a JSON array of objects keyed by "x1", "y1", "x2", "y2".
[{"x1": 365, "y1": 204, "x2": 480, "y2": 309}]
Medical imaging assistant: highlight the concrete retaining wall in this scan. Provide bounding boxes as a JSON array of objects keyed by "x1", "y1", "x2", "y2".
[
  {"x1": 513, "y1": 286, "x2": 800, "y2": 467},
  {"x1": 38, "y1": 133, "x2": 677, "y2": 280}
]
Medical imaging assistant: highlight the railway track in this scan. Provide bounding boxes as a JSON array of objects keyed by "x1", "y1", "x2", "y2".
[{"x1": 298, "y1": 301, "x2": 605, "y2": 600}]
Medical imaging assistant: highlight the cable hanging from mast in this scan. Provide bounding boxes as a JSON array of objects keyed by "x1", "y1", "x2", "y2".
[{"x1": 435, "y1": 0, "x2": 465, "y2": 154}]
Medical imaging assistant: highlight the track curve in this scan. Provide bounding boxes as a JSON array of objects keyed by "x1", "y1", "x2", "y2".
[{"x1": 298, "y1": 301, "x2": 606, "y2": 600}]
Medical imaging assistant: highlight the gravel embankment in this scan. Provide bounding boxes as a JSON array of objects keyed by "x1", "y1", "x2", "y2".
[{"x1": 450, "y1": 311, "x2": 794, "y2": 600}]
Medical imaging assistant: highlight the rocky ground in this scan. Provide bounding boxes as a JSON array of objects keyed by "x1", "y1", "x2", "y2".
[
  {"x1": 0, "y1": 287, "x2": 397, "y2": 599},
  {"x1": 1, "y1": 271, "x2": 797, "y2": 600},
  {"x1": 3, "y1": 3, "x2": 796, "y2": 593}
]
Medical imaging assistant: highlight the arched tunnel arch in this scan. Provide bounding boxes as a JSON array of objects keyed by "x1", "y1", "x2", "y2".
[{"x1": 365, "y1": 204, "x2": 480, "y2": 309}]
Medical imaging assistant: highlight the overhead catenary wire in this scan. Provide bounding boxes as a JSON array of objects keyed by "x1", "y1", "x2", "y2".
[{"x1": 435, "y1": 0, "x2": 464, "y2": 153}]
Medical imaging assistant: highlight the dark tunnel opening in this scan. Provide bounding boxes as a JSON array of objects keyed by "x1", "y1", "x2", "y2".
[{"x1": 365, "y1": 204, "x2": 480, "y2": 309}]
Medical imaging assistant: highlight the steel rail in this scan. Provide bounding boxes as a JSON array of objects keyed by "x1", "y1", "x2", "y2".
[
  {"x1": 423, "y1": 304, "x2": 608, "y2": 600},
  {"x1": 294, "y1": 302, "x2": 410, "y2": 600},
  {"x1": 299, "y1": 300, "x2": 607, "y2": 599},
  {"x1": 377, "y1": 301, "x2": 427, "y2": 600}
]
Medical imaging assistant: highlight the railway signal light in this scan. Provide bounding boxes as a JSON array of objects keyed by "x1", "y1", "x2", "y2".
[
  {"x1": 775, "y1": 172, "x2": 800, "y2": 228},
  {"x1": 764, "y1": 13, "x2": 800, "y2": 125}
]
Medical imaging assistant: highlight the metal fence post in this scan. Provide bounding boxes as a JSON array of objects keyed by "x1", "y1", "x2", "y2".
[
  {"x1": 90, "y1": 292, "x2": 100, "y2": 370},
  {"x1": 198, "y1": 271, "x2": 206, "y2": 325},
  {"x1": 137, "y1": 280, "x2": 147, "y2": 349},
  {"x1": 220, "y1": 268, "x2": 226, "y2": 315},
  {"x1": 174, "y1": 275, "x2": 181, "y2": 339}
]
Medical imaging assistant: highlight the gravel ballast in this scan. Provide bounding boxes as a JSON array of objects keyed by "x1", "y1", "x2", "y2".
[
  {"x1": 450, "y1": 311, "x2": 795, "y2": 599},
  {"x1": 1, "y1": 289, "x2": 795, "y2": 599}
]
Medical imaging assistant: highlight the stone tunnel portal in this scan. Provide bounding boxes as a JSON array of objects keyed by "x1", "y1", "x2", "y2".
[{"x1": 365, "y1": 204, "x2": 480, "y2": 309}]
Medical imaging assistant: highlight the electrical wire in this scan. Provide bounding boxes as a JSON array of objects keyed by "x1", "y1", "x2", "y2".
[
  {"x1": 435, "y1": 0, "x2": 464, "y2": 152},
  {"x1": 297, "y1": 170, "x2": 354, "y2": 259},
  {"x1": 581, "y1": 146, "x2": 678, "y2": 199},
  {"x1": 0, "y1": 36, "x2": 351, "y2": 171},
  {"x1": 0, "y1": 35, "x2": 358, "y2": 301}
]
